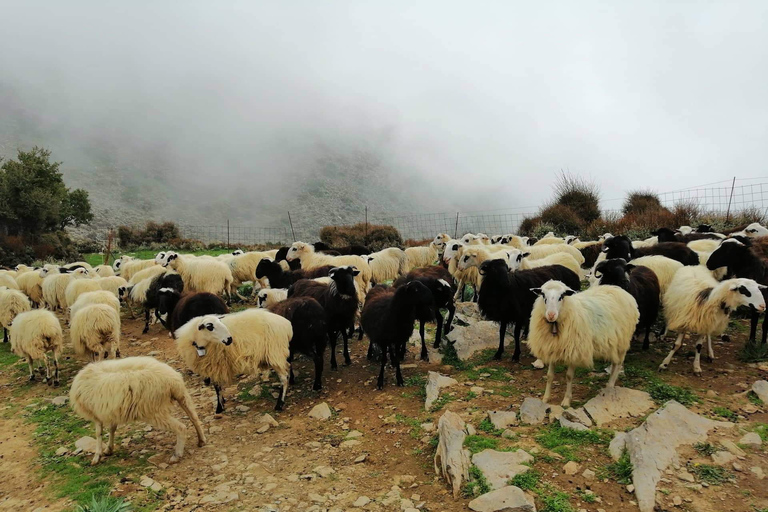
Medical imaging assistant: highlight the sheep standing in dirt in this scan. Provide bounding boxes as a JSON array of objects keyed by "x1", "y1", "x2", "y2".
[
  {"x1": 174, "y1": 309, "x2": 292, "y2": 412},
  {"x1": 528, "y1": 280, "x2": 639, "y2": 407},
  {"x1": 286, "y1": 242, "x2": 371, "y2": 304},
  {"x1": 70, "y1": 291, "x2": 121, "y2": 319},
  {"x1": 69, "y1": 356, "x2": 206, "y2": 465},
  {"x1": 659, "y1": 266, "x2": 766, "y2": 375},
  {"x1": 364, "y1": 247, "x2": 408, "y2": 284},
  {"x1": 9, "y1": 309, "x2": 63, "y2": 385},
  {"x1": 160, "y1": 252, "x2": 233, "y2": 299},
  {"x1": 0, "y1": 287, "x2": 31, "y2": 343},
  {"x1": 16, "y1": 269, "x2": 44, "y2": 307},
  {"x1": 70, "y1": 304, "x2": 121, "y2": 361},
  {"x1": 64, "y1": 268, "x2": 101, "y2": 322}
]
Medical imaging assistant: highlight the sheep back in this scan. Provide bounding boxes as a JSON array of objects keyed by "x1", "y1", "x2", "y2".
[{"x1": 9, "y1": 309, "x2": 63, "y2": 360}]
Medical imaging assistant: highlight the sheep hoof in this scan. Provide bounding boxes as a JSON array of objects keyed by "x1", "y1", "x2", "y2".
[
  {"x1": 90, "y1": 456, "x2": 100, "y2": 465},
  {"x1": 169, "y1": 455, "x2": 180, "y2": 464},
  {"x1": 142, "y1": 327, "x2": 149, "y2": 334},
  {"x1": 53, "y1": 380, "x2": 60, "y2": 387},
  {"x1": 706, "y1": 356, "x2": 713, "y2": 363},
  {"x1": 344, "y1": 358, "x2": 351, "y2": 366},
  {"x1": 658, "y1": 364, "x2": 667, "y2": 372},
  {"x1": 561, "y1": 400, "x2": 571, "y2": 408},
  {"x1": 46, "y1": 378, "x2": 53, "y2": 387},
  {"x1": 492, "y1": 352, "x2": 503, "y2": 361},
  {"x1": 104, "y1": 446, "x2": 113, "y2": 456},
  {"x1": 215, "y1": 405, "x2": 224, "y2": 414},
  {"x1": 198, "y1": 439, "x2": 206, "y2": 447},
  {"x1": 203, "y1": 378, "x2": 211, "y2": 386},
  {"x1": 693, "y1": 369, "x2": 702, "y2": 377},
  {"x1": 28, "y1": 375, "x2": 35, "y2": 382},
  {"x1": 313, "y1": 384, "x2": 322, "y2": 391}
]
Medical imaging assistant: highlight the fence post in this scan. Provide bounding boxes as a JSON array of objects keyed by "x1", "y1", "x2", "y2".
[
  {"x1": 725, "y1": 176, "x2": 736, "y2": 224},
  {"x1": 364, "y1": 206, "x2": 368, "y2": 246},
  {"x1": 454, "y1": 212, "x2": 460, "y2": 238},
  {"x1": 288, "y1": 211, "x2": 296, "y2": 242},
  {"x1": 227, "y1": 219, "x2": 230, "y2": 248}
]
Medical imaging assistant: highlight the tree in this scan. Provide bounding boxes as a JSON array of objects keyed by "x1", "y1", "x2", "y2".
[{"x1": 0, "y1": 147, "x2": 92, "y2": 236}]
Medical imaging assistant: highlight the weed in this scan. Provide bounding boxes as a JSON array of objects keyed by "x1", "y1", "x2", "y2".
[
  {"x1": 693, "y1": 442, "x2": 717, "y2": 456},
  {"x1": 509, "y1": 470, "x2": 541, "y2": 491},
  {"x1": 712, "y1": 407, "x2": 738, "y2": 422},
  {"x1": 441, "y1": 342, "x2": 472, "y2": 371},
  {"x1": 688, "y1": 463, "x2": 732, "y2": 485},
  {"x1": 429, "y1": 394, "x2": 457, "y2": 412},
  {"x1": 747, "y1": 391, "x2": 764, "y2": 406},
  {"x1": 603, "y1": 450, "x2": 633, "y2": 484},
  {"x1": 478, "y1": 417, "x2": 504, "y2": 436},
  {"x1": 465, "y1": 391, "x2": 478, "y2": 400},
  {"x1": 462, "y1": 466, "x2": 492, "y2": 498},
  {"x1": 739, "y1": 341, "x2": 768, "y2": 363},
  {"x1": 752, "y1": 423, "x2": 768, "y2": 442},
  {"x1": 0, "y1": 341, "x2": 21, "y2": 367},
  {"x1": 464, "y1": 435, "x2": 500, "y2": 454},
  {"x1": 576, "y1": 489, "x2": 597, "y2": 503},
  {"x1": 538, "y1": 488, "x2": 575, "y2": 512},
  {"x1": 646, "y1": 381, "x2": 699, "y2": 406},
  {"x1": 76, "y1": 496, "x2": 132, "y2": 512}
]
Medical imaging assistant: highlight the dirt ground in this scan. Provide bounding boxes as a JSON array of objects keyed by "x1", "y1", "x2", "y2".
[{"x1": 0, "y1": 305, "x2": 767, "y2": 512}]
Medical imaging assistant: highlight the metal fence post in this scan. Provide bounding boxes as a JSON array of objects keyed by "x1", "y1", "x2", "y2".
[
  {"x1": 454, "y1": 212, "x2": 460, "y2": 238},
  {"x1": 725, "y1": 177, "x2": 736, "y2": 224}
]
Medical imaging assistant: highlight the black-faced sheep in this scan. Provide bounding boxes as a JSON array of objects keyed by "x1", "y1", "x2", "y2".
[
  {"x1": 528, "y1": 280, "x2": 639, "y2": 407},
  {"x1": 69, "y1": 356, "x2": 206, "y2": 465},
  {"x1": 160, "y1": 251, "x2": 233, "y2": 299},
  {"x1": 361, "y1": 281, "x2": 434, "y2": 389},
  {"x1": 268, "y1": 297, "x2": 328, "y2": 391},
  {"x1": 157, "y1": 291, "x2": 230, "y2": 337},
  {"x1": 9, "y1": 309, "x2": 64, "y2": 385},
  {"x1": 287, "y1": 242, "x2": 371, "y2": 304},
  {"x1": 254, "y1": 258, "x2": 333, "y2": 289},
  {"x1": 603, "y1": 235, "x2": 699, "y2": 265},
  {"x1": 174, "y1": 310, "x2": 292, "y2": 412}
]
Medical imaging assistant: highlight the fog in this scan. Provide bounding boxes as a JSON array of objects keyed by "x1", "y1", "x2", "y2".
[{"x1": 1, "y1": 0, "x2": 767, "y2": 222}]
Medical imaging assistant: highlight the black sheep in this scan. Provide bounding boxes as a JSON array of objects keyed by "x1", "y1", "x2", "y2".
[
  {"x1": 393, "y1": 266, "x2": 456, "y2": 360},
  {"x1": 268, "y1": 297, "x2": 328, "y2": 390},
  {"x1": 603, "y1": 235, "x2": 699, "y2": 265},
  {"x1": 158, "y1": 291, "x2": 229, "y2": 337},
  {"x1": 313, "y1": 242, "x2": 371, "y2": 256},
  {"x1": 707, "y1": 239, "x2": 768, "y2": 344},
  {"x1": 579, "y1": 244, "x2": 603, "y2": 269},
  {"x1": 141, "y1": 273, "x2": 184, "y2": 334},
  {"x1": 653, "y1": 227, "x2": 722, "y2": 243},
  {"x1": 255, "y1": 258, "x2": 333, "y2": 289},
  {"x1": 477, "y1": 259, "x2": 580, "y2": 362},
  {"x1": 287, "y1": 266, "x2": 359, "y2": 369},
  {"x1": 594, "y1": 258, "x2": 660, "y2": 350},
  {"x1": 362, "y1": 281, "x2": 434, "y2": 389},
  {"x1": 275, "y1": 247, "x2": 301, "y2": 271}
]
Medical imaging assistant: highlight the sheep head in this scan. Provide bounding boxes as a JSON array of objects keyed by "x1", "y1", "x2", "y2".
[
  {"x1": 531, "y1": 280, "x2": 576, "y2": 325},
  {"x1": 191, "y1": 315, "x2": 233, "y2": 356}
]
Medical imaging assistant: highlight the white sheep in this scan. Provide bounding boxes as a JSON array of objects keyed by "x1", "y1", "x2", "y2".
[
  {"x1": 257, "y1": 288, "x2": 289, "y2": 308},
  {"x1": 365, "y1": 247, "x2": 408, "y2": 283},
  {"x1": 456, "y1": 245, "x2": 515, "y2": 272},
  {"x1": 95, "y1": 275, "x2": 128, "y2": 297},
  {"x1": 528, "y1": 280, "x2": 639, "y2": 407},
  {"x1": 0, "y1": 273, "x2": 19, "y2": 290},
  {"x1": 525, "y1": 243, "x2": 585, "y2": 266},
  {"x1": 228, "y1": 251, "x2": 272, "y2": 294},
  {"x1": 93, "y1": 264, "x2": 115, "y2": 277},
  {"x1": 506, "y1": 249, "x2": 582, "y2": 277},
  {"x1": 534, "y1": 236, "x2": 566, "y2": 246},
  {"x1": 286, "y1": 242, "x2": 372, "y2": 303},
  {"x1": 70, "y1": 290, "x2": 121, "y2": 319},
  {"x1": 41, "y1": 272, "x2": 73, "y2": 312},
  {"x1": 659, "y1": 266, "x2": 766, "y2": 375},
  {"x1": 631, "y1": 236, "x2": 658, "y2": 249},
  {"x1": 127, "y1": 264, "x2": 166, "y2": 285},
  {"x1": 404, "y1": 242, "x2": 440, "y2": 271},
  {"x1": 174, "y1": 309, "x2": 292, "y2": 412},
  {"x1": 14, "y1": 264, "x2": 35, "y2": 275},
  {"x1": 0, "y1": 287, "x2": 31, "y2": 343},
  {"x1": 118, "y1": 257, "x2": 158, "y2": 282},
  {"x1": 687, "y1": 239, "x2": 722, "y2": 253},
  {"x1": 459, "y1": 233, "x2": 480, "y2": 245},
  {"x1": 70, "y1": 304, "x2": 121, "y2": 361},
  {"x1": 160, "y1": 251, "x2": 234, "y2": 299},
  {"x1": 65, "y1": 269, "x2": 102, "y2": 311},
  {"x1": 69, "y1": 356, "x2": 206, "y2": 465},
  {"x1": 740, "y1": 222, "x2": 768, "y2": 238},
  {"x1": 16, "y1": 269, "x2": 44, "y2": 306},
  {"x1": 9, "y1": 309, "x2": 64, "y2": 385},
  {"x1": 628, "y1": 255, "x2": 683, "y2": 297},
  {"x1": 443, "y1": 242, "x2": 481, "y2": 301}
]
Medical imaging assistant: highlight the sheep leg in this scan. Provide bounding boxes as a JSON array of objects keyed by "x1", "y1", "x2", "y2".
[
  {"x1": 91, "y1": 422, "x2": 103, "y2": 465},
  {"x1": 287, "y1": 352, "x2": 295, "y2": 385},
  {"x1": 377, "y1": 345, "x2": 388, "y2": 390},
  {"x1": 366, "y1": 339, "x2": 374, "y2": 361},
  {"x1": 2, "y1": 328, "x2": 6, "y2": 343},
  {"x1": 749, "y1": 311, "x2": 758, "y2": 343},
  {"x1": 433, "y1": 309, "x2": 444, "y2": 350},
  {"x1": 444, "y1": 303, "x2": 456, "y2": 336},
  {"x1": 274, "y1": 368, "x2": 288, "y2": 411},
  {"x1": 357, "y1": 325, "x2": 364, "y2": 341},
  {"x1": 52, "y1": 351, "x2": 60, "y2": 386},
  {"x1": 419, "y1": 320, "x2": 428, "y2": 361},
  {"x1": 453, "y1": 279, "x2": 465, "y2": 301},
  {"x1": 512, "y1": 323, "x2": 523, "y2": 362},
  {"x1": 471, "y1": 285, "x2": 478, "y2": 303},
  {"x1": 493, "y1": 321, "x2": 507, "y2": 360},
  {"x1": 706, "y1": 334, "x2": 714, "y2": 363},
  {"x1": 693, "y1": 336, "x2": 704, "y2": 376},
  {"x1": 762, "y1": 312, "x2": 768, "y2": 344},
  {"x1": 312, "y1": 351, "x2": 324, "y2": 391},
  {"x1": 659, "y1": 332, "x2": 685, "y2": 371},
  {"x1": 391, "y1": 343, "x2": 404, "y2": 387},
  {"x1": 607, "y1": 361, "x2": 622, "y2": 388},
  {"x1": 642, "y1": 324, "x2": 651, "y2": 351},
  {"x1": 143, "y1": 308, "x2": 151, "y2": 334},
  {"x1": 561, "y1": 365, "x2": 575, "y2": 408},
  {"x1": 341, "y1": 329, "x2": 351, "y2": 366},
  {"x1": 214, "y1": 383, "x2": 225, "y2": 414},
  {"x1": 330, "y1": 330, "x2": 339, "y2": 369},
  {"x1": 42, "y1": 353, "x2": 52, "y2": 386},
  {"x1": 26, "y1": 356, "x2": 35, "y2": 381},
  {"x1": 105, "y1": 425, "x2": 116, "y2": 456},
  {"x1": 543, "y1": 363, "x2": 555, "y2": 404},
  {"x1": 162, "y1": 417, "x2": 187, "y2": 463},
  {"x1": 177, "y1": 396, "x2": 206, "y2": 447}
]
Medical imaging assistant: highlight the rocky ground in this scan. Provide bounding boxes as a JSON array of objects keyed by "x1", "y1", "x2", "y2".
[{"x1": 0, "y1": 302, "x2": 767, "y2": 512}]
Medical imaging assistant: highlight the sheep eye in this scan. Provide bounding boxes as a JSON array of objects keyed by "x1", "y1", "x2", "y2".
[
  {"x1": 206, "y1": 323, "x2": 214, "y2": 331},
  {"x1": 559, "y1": 296, "x2": 564, "y2": 301}
]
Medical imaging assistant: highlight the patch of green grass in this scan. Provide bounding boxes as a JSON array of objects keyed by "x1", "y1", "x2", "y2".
[
  {"x1": 751, "y1": 423, "x2": 768, "y2": 442},
  {"x1": 429, "y1": 393, "x2": 457, "y2": 412},
  {"x1": 464, "y1": 435, "x2": 500, "y2": 454},
  {"x1": 509, "y1": 470, "x2": 541, "y2": 491},
  {"x1": 623, "y1": 366, "x2": 700, "y2": 406},
  {"x1": 441, "y1": 342, "x2": 472, "y2": 371},
  {"x1": 85, "y1": 248, "x2": 235, "y2": 267},
  {"x1": 536, "y1": 424, "x2": 611, "y2": 462},
  {"x1": 739, "y1": 341, "x2": 768, "y2": 363},
  {"x1": 538, "y1": 488, "x2": 574, "y2": 512},
  {"x1": 465, "y1": 391, "x2": 478, "y2": 400},
  {"x1": 603, "y1": 450, "x2": 633, "y2": 484},
  {"x1": 401, "y1": 373, "x2": 428, "y2": 399},
  {"x1": 75, "y1": 495, "x2": 133, "y2": 512},
  {"x1": 463, "y1": 366, "x2": 511, "y2": 382},
  {"x1": 237, "y1": 383, "x2": 274, "y2": 402},
  {"x1": 478, "y1": 417, "x2": 504, "y2": 436},
  {"x1": 694, "y1": 442, "x2": 717, "y2": 456},
  {"x1": 395, "y1": 414, "x2": 425, "y2": 440},
  {"x1": 712, "y1": 406, "x2": 738, "y2": 422},
  {"x1": 576, "y1": 489, "x2": 597, "y2": 503},
  {"x1": 688, "y1": 463, "x2": 732, "y2": 485},
  {"x1": 747, "y1": 391, "x2": 764, "y2": 406},
  {"x1": 0, "y1": 341, "x2": 21, "y2": 367},
  {"x1": 462, "y1": 466, "x2": 492, "y2": 498}
]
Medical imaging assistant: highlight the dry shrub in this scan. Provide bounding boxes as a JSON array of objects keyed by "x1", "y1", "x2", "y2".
[
  {"x1": 553, "y1": 172, "x2": 601, "y2": 224},
  {"x1": 118, "y1": 221, "x2": 183, "y2": 249},
  {"x1": 319, "y1": 222, "x2": 402, "y2": 251},
  {"x1": 623, "y1": 190, "x2": 667, "y2": 216},
  {"x1": 518, "y1": 216, "x2": 541, "y2": 237},
  {"x1": 405, "y1": 237, "x2": 433, "y2": 247},
  {"x1": 539, "y1": 203, "x2": 585, "y2": 236}
]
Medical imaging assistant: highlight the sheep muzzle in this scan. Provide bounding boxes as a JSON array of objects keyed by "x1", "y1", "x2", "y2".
[{"x1": 548, "y1": 321, "x2": 559, "y2": 335}]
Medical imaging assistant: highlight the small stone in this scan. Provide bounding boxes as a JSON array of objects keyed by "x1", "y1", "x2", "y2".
[
  {"x1": 353, "y1": 496, "x2": 371, "y2": 507},
  {"x1": 314, "y1": 466, "x2": 335, "y2": 478},
  {"x1": 55, "y1": 447, "x2": 68, "y2": 456},
  {"x1": 626, "y1": 484, "x2": 635, "y2": 493},
  {"x1": 560, "y1": 416, "x2": 589, "y2": 431},
  {"x1": 346, "y1": 430, "x2": 364, "y2": 439},
  {"x1": 563, "y1": 407, "x2": 593, "y2": 427},
  {"x1": 308, "y1": 402, "x2": 333, "y2": 420},
  {"x1": 421, "y1": 422, "x2": 435, "y2": 432},
  {"x1": 582, "y1": 469, "x2": 596, "y2": 481},
  {"x1": 468, "y1": 485, "x2": 536, "y2": 512},
  {"x1": 750, "y1": 466, "x2": 765, "y2": 480},
  {"x1": 502, "y1": 429, "x2": 516, "y2": 439},
  {"x1": 677, "y1": 470, "x2": 696, "y2": 483},
  {"x1": 235, "y1": 405, "x2": 250, "y2": 412},
  {"x1": 733, "y1": 462, "x2": 743, "y2": 472},
  {"x1": 711, "y1": 451, "x2": 736, "y2": 465},
  {"x1": 256, "y1": 424, "x2": 270, "y2": 434},
  {"x1": 471, "y1": 386, "x2": 484, "y2": 394},
  {"x1": 209, "y1": 426, "x2": 223, "y2": 433},
  {"x1": 258, "y1": 413, "x2": 279, "y2": 427},
  {"x1": 74, "y1": 436, "x2": 107, "y2": 454},
  {"x1": 140, "y1": 477, "x2": 155, "y2": 488},
  {"x1": 548, "y1": 405, "x2": 564, "y2": 422},
  {"x1": 721, "y1": 439, "x2": 746, "y2": 457},
  {"x1": 739, "y1": 432, "x2": 762, "y2": 448},
  {"x1": 487, "y1": 410, "x2": 519, "y2": 429},
  {"x1": 563, "y1": 461, "x2": 580, "y2": 475},
  {"x1": 354, "y1": 454, "x2": 367, "y2": 463},
  {"x1": 340, "y1": 440, "x2": 362, "y2": 448},
  {"x1": 466, "y1": 423, "x2": 477, "y2": 436},
  {"x1": 519, "y1": 397, "x2": 548, "y2": 425},
  {"x1": 50, "y1": 396, "x2": 68, "y2": 406},
  {"x1": 150, "y1": 482, "x2": 162, "y2": 492},
  {"x1": 673, "y1": 495, "x2": 682, "y2": 506}
]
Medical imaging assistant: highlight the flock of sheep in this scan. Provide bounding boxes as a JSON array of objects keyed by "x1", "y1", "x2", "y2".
[{"x1": 2, "y1": 220, "x2": 768, "y2": 465}]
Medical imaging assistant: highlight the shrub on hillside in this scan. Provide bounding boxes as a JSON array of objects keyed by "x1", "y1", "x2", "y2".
[
  {"x1": 539, "y1": 204, "x2": 585, "y2": 236},
  {"x1": 518, "y1": 216, "x2": 541, "y2": 237},
  {"x1": 623, "y1": 190, "x2": 667, "y2": 216},
  {"x1": 319, "y1": 222, "x2": 402, "y2": 251},
  {"x1": 553, "y1": 172, "x2": 601, "y2": 224},
  {"x1": 118, "y1": 221, "x2": 183, "y2": 249},
  {"x1": 405, "y1": 237, "x2": 435, "y2": 247}
]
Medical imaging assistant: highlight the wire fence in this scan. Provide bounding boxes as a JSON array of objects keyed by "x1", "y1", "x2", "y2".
[{"x1": 112, "y1": 179, "x2": 768, "y2": 246}]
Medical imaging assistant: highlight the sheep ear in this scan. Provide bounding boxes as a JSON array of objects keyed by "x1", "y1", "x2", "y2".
[
  {"x1": 352, "y1": 268, "x2": 361, "y2": 276},
  {"x1": 197, "y1": 323, "x2": 206, "y2": 331},
  {"x1": 522, "y1": 252, "x2": 530, "y2": 258},
  {"x1": 563, "y1": 289, "x2": 576, "y2": 296},
  {"x1": 625, "y1": 264, "x2": 635, "y2": 272},
  {"x1": 758, "y1": 284, "x2": 768, "y2": 290},
  {"x1": 530, "y1": 287, "x2": 543, "y2": 296}
]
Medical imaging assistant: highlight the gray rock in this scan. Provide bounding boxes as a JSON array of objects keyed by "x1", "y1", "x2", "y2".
[
  {"x1": 750, "y1": 466, "x2": 765, "y2": 480},
  {"x1": 308, "y1": 402, "x2": 332, "y2": 420},
  {"x1": 468, "y1": 485, "x2": 536, "y2": 512},
  {"x1": 425, "y1": 371, "x2": 458, "y2": 410},
  {"x1": 559, "y1": 416, "x2": 589, "y2": 432},
  {"x1": 620, "y1": 400, "x2": 732, "y2": 512},
  {"x1": 563, "y1": 461, "x2": 580, "y2": 475},
  {"x1": 720, "y1": 440, "x2": 745, "y2": 457},
  {"x1": 548, "y1": 405, "x2": 564, "y2": 422},
  {"x1": 50, "y1": 396, "x2": 68, "y2": 406},
  {"x1": 313, "y1": 466, "x2": 335, "y2": 478},
  {"x1": 352, "y1": 496, "x2": 370, "y2": 507},
  {"x1": 562, "y1": 407, "x2": 593, "y2": 427},
  {"x1": 519, "y1": 398, "x2": 548, "y2": 425},
  {"x1": 739, "y1": 432, "x2": 762, "y2": 448},
  {"x1": 455, "y1": 302, "x2": 483, "y2": 324},
  {"x1": 582, "y1": 469, "x2": 596, "y2": 481},
  {"x1": 609, "y1": 432, "x2": 628, "y2": 461},
  {"x1": 434, "y1": 410, "x2": 471, "y2": 499},
  {"x1": 446, "y1": 321, "x2": 501, "y2": 360},
  {"x1": 471, "y1": 449, "x2": 534, "y2": 490},
  {"x1": 258, "y1": 413, "x2": 279, "y2": 427},
  {"x1": 487, "y1": 410, "x2": 519, "y2": 430},
  {"x1": 583, "y1": 387, "x2": 654, "y2": 426},
  {"x1": 711, "y1": 451, "x2": 736, "y2": 465},
  {"x1": 74, "y1": 436, "x2": 107, "y2": 454},
  {"x1": 340, "y1": 440, "x2": 361, "y2": 448},
  {"x1": 752, "y1": 380, "x2": 768, "y2": 403}
]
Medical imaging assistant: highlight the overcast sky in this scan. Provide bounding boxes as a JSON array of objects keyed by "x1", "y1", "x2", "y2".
[{"x1": 1, "y1": 0, "x2": 766, "y2": 211}]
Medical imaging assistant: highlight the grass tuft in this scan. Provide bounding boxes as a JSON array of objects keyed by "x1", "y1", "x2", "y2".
[
  {"x1": 76, "y1": 496, "x2": 133, "y2": 512},
  {"x1": 693, "y1": 442, "x2": 717, "y2": 456},
  {"x1": 688, "y1": 463, "x2": 732, "y2": 485},
  {"x1": 509, "y1": 470, "x2": 541, "y2": 491},
  {"x1": 602, "y1": 450, "x2": 633, "y2": 484},
  {"x1": 711, "y1": 407, "x2": 738, "y2": 422},
  {"x1": 462, "y1": 466, "x2": 491, "y2": 498}
]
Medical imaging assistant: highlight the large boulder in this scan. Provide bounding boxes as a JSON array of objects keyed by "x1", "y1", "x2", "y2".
[
  {"x1": 752, "y1": 380, "x2": 768, "y2": 403},
  {"x1": 468, "y1": 485, "x2": 536, "y2": 512},
  {"x1": 434, "y1": 411, "x2": 471, "y2": 499},
  {"x1": 446, "y1": 321, "x2": 500, "y2": 360},
  {"x1": 583, "y1": 387, "x2": 654, "y2": 426},
  {"x1": 471, "y1": 449, "x2": 534, "y2": 490},
  {"x1": 613, "y1": 400, "x2": 733, "y2": 512},
  {"x1": 425, "y1": 371, "x2": 458, "y2": 410}
]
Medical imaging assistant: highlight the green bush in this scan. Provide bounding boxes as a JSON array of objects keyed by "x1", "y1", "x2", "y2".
[
  {"x1": 518, "y1": 216, "x2": 541, "y2": 237},
  {"x1": 622, "y1": 190, "x2": 667, "y2": 216},
  {"x1": 117, "y1": 221, "x2": 182, "y2": 249},
  {"x1": 539, "y1": 204, "x2": 585, "y2": 236},
  {"x1": 553, "y1": 172, "x2": 601, "y2": 224},
  {"x1": 319, "y1": 222, "x2": 402, "y2": 251}
]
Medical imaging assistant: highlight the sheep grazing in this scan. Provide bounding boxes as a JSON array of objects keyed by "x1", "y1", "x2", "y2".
[
  {"x1": 361, "y1": 281, "x2": 434, "y2": 389},
  {"x1": 660, "y1": 266, "x2": 766, "y2": 375},
  {"x1": 268, "y1": 297, "x2": 327, "y2": 390},
  {"x1": 528, "y1": 280, "x2": 639, "y2": 407},
  {"x1": 593, "y1": 258, "x2": 660, "y2": 349},
  {"x1": 158, "y1": 291, "x2": 229, "y2": 336},
  {"x1": 70, "y1": 304, "x2": 121, "y2": 361},
  {"x1": 404, "y1": 242, "x2": 440, "y2": 272},
  {"x1": 69, "y1": 356, "x2": 206, "y2": 465},
  {"x1": 16, "y1": 269, "x2": 44, "y2": 307},
  {"x1": 0, "y1": 287, "x2": 31, "y2": 343},
  {"x1": 474, "y1": 259, "x2": 581, "y2": 362},
  {"x1": 393, "y1": 266, "x2": 456, "y2": 360},
  {"x1": 9, "y1": 309, "x2": 64, "y2": 385},
  {"x1": 160, "y1": 251, "x2": 234, "y2": 299},
  {"x1": 257, "y1": 288, "x2": 289, "y2": 308},
  {"x1": 254, "y1": 258, "x2": 332, "y2": 289},
  {"x1": 174, "y1": 310, "x2": 292, "y2": 412},
  {"x1": 288, "y1": 266, "x2": 359, "y2": 369},
  {"x1": 287, "y1": 242, "x2": 371, "y2": 304},
  {"x1": 364, "y1": 247, "x2": 408, "y2": 284},
  {"x1": 706, "y1": 239, "x2": 768, "y2": 344},
  {"x1": 603, "y1": 235, "x2": 699, "y2": 266},
  {"x1": 70, "y1": 290, "x2": 121, "y2": 319}
]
